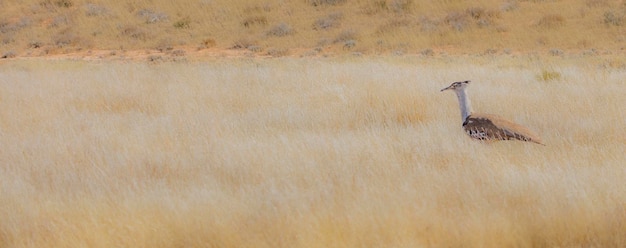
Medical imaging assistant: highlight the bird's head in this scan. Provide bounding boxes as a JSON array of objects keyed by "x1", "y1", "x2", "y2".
[{"x1": 440, "y1": 80, "x2": 470, "y2": 92}]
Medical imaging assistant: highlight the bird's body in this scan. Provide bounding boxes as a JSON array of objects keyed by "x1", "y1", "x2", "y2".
[{"x1": 441, "y1": 81, "x2": 544, "y2": 145}]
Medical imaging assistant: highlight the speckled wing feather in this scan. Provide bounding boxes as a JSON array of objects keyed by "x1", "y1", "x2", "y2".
[{"x1": 463, "y1": 113, "x2": 544, "y2": 145}]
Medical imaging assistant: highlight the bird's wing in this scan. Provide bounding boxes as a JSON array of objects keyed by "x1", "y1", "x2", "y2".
[{"x1": 464, "y1": 113, "x2": 544, "y2": 144}]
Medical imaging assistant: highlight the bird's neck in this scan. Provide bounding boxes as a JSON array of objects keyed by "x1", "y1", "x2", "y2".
[{"x1": 455, "y1": 88, "x2": 473, "y2": 121}]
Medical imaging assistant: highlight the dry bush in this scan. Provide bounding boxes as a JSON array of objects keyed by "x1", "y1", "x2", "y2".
[
  {"x1": 137, "y1": 9, "x2": 168, "y2": 24},
  {"x1": 266, "y1": 23, "x2": 294, "y2": 37},
  {"x1": 603, "y1": 11, "x2": 624, "y2": 26},
  {"x1": 362, "y1": 0, "x2": 413, "y2": 15},
  {"x1": 242, "y1": 16, "x2": 268, "y2": 27},
  {"x1": 466, "y1": 7, "x2": 500, "y2": 27},
  {"x1": 200, "y1": 38, "x2": 216, "y2": 48},
  {"x1": 418, "y1": 16, "x2": 440, "y2": 32},
  {"x1": 500, "y1": 0, "x2": 519, "y2": 12},
  {"x1": 232, "y1": 37, "x2": 257, "y2": 49},
  {"x1": 1, "y1": 50, "x2": 16, "y2": 58},
  {"x1": 444, "y1": 11, "x2": 470, "y2": 31},
  {"x1": 334, "y1": 29, "x2": 357, "y2": 43},
  {"x1": 313, "y1": 13, "x2": 342, "y2": 30},
  {"x1": 84, "y1": 3, "x2": 110, "y2": 17},
  {"x1": 119, "y1": 25, "x2": 149, "y2": 40},
  {"x1": 537, "y1": 14, "x2": 565, "y2": 28},
  {"x1": 155, "y1": 39, "x2": 174, "y2": 52},
  {"x1": 173, "y1": 17, "x2": 191, "y2": 29},
  {"x1": 53, "y1": 28, "x2": 80, "y2": 47},
  {"x1": 266, "y1": 47, "x2": 289, "y2": 57},
  {"x1": 0, "y1": 17, "x2": 31, "y2": 34},
  {"x1": 307, "y1": 0, "x2": 346, "y2": 6},
  {"x1": 420, "y1": 48, "x2": 434, "y2": 56},
  {"x1": 549, "y1": 48, "x2": 564, "y2": 56},
  {"x1": 40, "y1": 0, "x2": 73, "y2": 8}
]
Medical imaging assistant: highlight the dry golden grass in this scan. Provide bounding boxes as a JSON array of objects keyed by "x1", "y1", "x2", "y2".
[
  {"x1": 1, "y1": 56, "x2": 625, "y2": 247},
  {"x1": 1, "y1": 0, "x2": 625, "y2": 57}
]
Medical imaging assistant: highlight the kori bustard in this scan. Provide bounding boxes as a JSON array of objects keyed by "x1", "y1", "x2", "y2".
[{"x1": 441, "y1": 80, "x2": 544, "y2": 145}]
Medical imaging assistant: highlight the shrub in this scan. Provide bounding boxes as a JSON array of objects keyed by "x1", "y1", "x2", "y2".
[
  {"x1": 266, "y1": 23, "x2": 294, "y2": 37},
  {"x1": 53, "y1": 29, "x2": 80, "y2": 47},
  {"x1": 334, "y1": 29, "x2": 357, "y2": 43},
  {"x1": 343, "y1": 40, "x2": 356, "y2": 50},
  {"x1": 444, "y1": 11, "x2": 470, "y2": 31},
  {"x1": 307, "y1": 0, "x2": 346, "y2": 6},
  {"x1": 537, "y1": 14, "x2": 565, "y2": 28},
  {"x1": 483, "y1": 48, "x2": 498, "y2": 55},
  {"x1": 28, "y1": 41, "x2": 43, "y2": 48},
  {"x1": 419, "y1": 16, "x2": 440, "y2": 32},
  {"x1": 84, "y1": 3, "x2": 110, "y2": 17},
  {"x1": 500, "y1": 0, "x2": 519, "y2": 12},
  {"x1": 173, "y1": 17, "x2": 191, "y2": 29},
  {"x1": 549, "y1": 48, "x2": 564, "y2": 56},
  {"x1": 603, "y1": 11, "x2": 624, "y2": 26},
  {"x1": 0, "y1": 17, "x2": 31, "y2": 33},
  {"x1": 120, "y1": 25, "x2": 148, "y2": 40},
  {"x1": 1, "y1": 51, "x2": 16, "y2": 58},
  {"x1": 55, "y1": 0, "x2": 73, "y2": 8},
  {"x1": 170, "y1": 50, "x2": 185, "y2": 56},
  {"x1": 267, "y1": 47, "x2": 289, "y2": 57},
  {"x1": 313, "y1": 13, "x2": 342, "y2": 30},
  {"x1": 242, "y1": 16, "x2": 268, "y2": 27},
  {"x1": 232, "y1": 38, "x2": 256, "y2": 49},
  {"x1": 420, "y1": 48, "x2": 434, "y2": 56},
  {"x1": 137, "y1": 9, "x2": 168, "y2": 24},
  {"x1": 537, "y1": 69, "x2": 562, "y2": 81},
  {"x1": 200, "y1": 38, "x2": 216, "y2": 48},
  {"x1": 156, "y1": 39, "x2": 174, "y2": 52}
]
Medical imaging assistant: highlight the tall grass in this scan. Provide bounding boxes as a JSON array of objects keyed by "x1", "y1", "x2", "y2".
[{"x1": 0, "y1": 57, "x2": 625, "y2": 247}]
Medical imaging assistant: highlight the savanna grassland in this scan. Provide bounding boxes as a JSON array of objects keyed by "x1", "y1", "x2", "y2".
[
  {"x1": 1, "y1": 57, "x2": 625, "y2": 247},
  {"x1": 0, "y1": 0, "x2": 625, "y2": 58},
  {"x1": 1, "y1": 0, "x2": 626, "y2": 247}
]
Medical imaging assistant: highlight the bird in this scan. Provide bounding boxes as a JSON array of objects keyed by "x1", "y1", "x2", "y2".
[{"x1": 441, "y1": 80, "x2": 544, "y2": 145}]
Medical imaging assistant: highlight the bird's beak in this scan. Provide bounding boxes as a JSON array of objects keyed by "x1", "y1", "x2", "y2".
[{"x1": 440, "y1": 86, "x2": 452, "y2": 92}]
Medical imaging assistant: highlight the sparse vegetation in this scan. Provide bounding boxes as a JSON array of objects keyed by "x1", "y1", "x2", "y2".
[
  {"x1": 313, "y1": 13, "x2": 342, "y2": 30},
  {"x1": 444, "y1": 11, "x2": 470, "y2": 31},
  {"x1": 0, "y1": 0, "x2": 624, "y2": 56},
  {"x1": 266, "y1": 22, "x2": 294, "y2": 37},
  {"x1": 137, "y1": 9, "x2": 168, "y2": 24},
  {"x1": 334, "y1": 29, "x2": 357, "y2": 43}
]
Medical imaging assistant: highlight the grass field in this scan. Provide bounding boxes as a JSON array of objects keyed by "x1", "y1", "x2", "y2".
[{"x1": 1, "y1": 57, "x2": 625, "y2": 247}]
